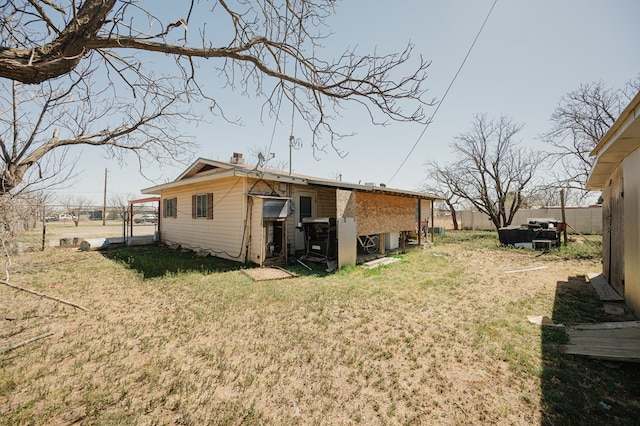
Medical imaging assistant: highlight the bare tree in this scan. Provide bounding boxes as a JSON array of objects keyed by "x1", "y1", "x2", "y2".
[
  {"x1": 420, "y1": 171, "x2": 463, "y2": 230},
  {"x1": 528, "y1": 185, "x2": 583, "y2": 208},
  {"x1": 429, "y1": 115, "x2": 544, "y2": 230},
  {"x1": 1, "y1": 72, "x2": 197, "y2": 195},
  {"x1": 0, "y1": 0, "x2": 431, "y2": 195},
  {"x1": 542, "y1": 78, "x2": 639, "y2": 194},
  {"x1": 57, "y1": 195, "x2": 92, "y2": 226},
  {"x1": 109, "y1": 193, "x2": 136, "y2": 221}
]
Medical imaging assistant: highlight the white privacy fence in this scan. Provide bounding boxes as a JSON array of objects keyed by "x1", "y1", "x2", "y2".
[{"x1": 460, "y1": 207, "x2": 602, "y2": 234}]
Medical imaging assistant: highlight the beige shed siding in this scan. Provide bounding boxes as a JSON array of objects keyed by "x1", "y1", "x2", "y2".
[
  {"x1": 160, "y1": 177, "x2": 247, "y2": 261},
  {"x1": 315, "y1": 186, "x2": 337, "y2": 217},
  {"x1": 608, "y1": 166, "x2": 625, "y2": 297},
  {"x1": 623, "y1": 149, "x2": 640, "y2": 314},
  {"x1": 354, "y1": 192, "x2": 416, "y2": 236}
]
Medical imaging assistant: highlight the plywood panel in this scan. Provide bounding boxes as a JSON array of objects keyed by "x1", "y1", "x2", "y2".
[{"x1": 354, "y1": 192, "x2": 416, "y2": 236}]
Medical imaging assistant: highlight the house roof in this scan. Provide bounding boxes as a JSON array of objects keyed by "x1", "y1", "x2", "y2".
[
  {"x1": 586, "y1": 90, "x2": 640, "y2": 190},
  {"x1": 142, "y1": 157, "x2": 444, "y2": 200}
]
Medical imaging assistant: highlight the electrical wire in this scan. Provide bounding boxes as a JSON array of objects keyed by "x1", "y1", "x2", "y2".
[{"x1": 387, "y1": 0, "x2": 498, "y2": 184}]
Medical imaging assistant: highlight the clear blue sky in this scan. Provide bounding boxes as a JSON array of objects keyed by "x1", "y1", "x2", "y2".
[{"x1": 54, "y1": 0, "x2": 640, "y2": 205}]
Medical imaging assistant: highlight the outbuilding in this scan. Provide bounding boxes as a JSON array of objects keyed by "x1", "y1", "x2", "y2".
[
  {"x1": 142, "y1": 153, "x2": 442, "y2": 269},
  {"x1": 586, "y1": 91, "x2": 640, "y2": 315}
]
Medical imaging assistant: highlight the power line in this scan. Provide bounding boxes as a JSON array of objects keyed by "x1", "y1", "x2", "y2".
[{"x1": 387, "y1": 0, "x2": 499, "y2": 184}]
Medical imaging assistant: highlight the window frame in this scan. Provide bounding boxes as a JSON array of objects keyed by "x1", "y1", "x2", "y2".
[
  {"x1": 163, "y1": 197, "x2": 177, "y2": 218},
  {"x1": 192, "y1": 193, "x2": 213, "y2": 220}
]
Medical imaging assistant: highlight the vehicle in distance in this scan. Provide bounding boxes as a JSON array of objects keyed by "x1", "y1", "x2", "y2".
[{"x1": 134, "y1": 214, "x2": 158, "y2": 224}]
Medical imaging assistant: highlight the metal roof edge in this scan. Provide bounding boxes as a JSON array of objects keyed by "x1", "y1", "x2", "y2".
[{"x1": 142, "y1": 157, "x2": 442, "y2": 199}]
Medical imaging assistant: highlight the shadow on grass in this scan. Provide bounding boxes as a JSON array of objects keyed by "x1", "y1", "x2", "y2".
[
  {"x1": 101, "y1": 244, "x2": 334, "y2": 279},
  {"x1": 101, "y1": 245, "x2": 247, "y2": 278},
  {"x1": 541, "y1": 275, "x2": 640, "y2": 425}
]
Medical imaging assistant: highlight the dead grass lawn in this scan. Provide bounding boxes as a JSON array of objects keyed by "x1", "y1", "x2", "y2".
[{"x1": 1, "y1": 233, "x2": 638, "y2": 424}]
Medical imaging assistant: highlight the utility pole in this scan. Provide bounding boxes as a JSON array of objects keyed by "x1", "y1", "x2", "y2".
[{"x1": 102, "y1": 168, "x2": 107, "y2": 226}]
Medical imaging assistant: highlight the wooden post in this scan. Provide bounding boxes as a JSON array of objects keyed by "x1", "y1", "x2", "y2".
[
  {"x1": 102, "y1": 168, "x2": 107, "y2": 226},
  {"x1": 560, "y1": 189, "x2": 568, "y2": 246},
  {"x1": 417, "y1": 199, "x2": 422, "y2": 245},
  {"x1": 41, "y1": 202, "x2": 46, "y2": 251},
  {"x1": 431, "y1": 200, "x2": 435, "y2": 243}
]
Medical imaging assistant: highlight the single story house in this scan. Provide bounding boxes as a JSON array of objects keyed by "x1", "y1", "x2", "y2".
[
  {"x1": 586, "y1": 90, "x2": 640, "y2": 316},
  {"x1": 142, "y1": 153, "x2": 442, "y2": 268}
]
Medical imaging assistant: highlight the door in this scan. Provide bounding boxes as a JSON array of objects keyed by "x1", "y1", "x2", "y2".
[{"x1": 294, "y1": 191, "x2": 316, "y2": 250}]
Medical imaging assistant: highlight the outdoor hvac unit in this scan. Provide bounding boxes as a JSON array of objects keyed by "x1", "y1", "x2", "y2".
[
  {"x1": 263, "y1": 199, "x2": 288, "y2": 261},
  {"x1": 301, "y1": 217, "x2": 337, "y2": 263}
]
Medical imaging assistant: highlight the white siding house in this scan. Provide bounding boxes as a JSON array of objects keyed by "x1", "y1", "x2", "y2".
[{"x1": 142, "y1": 154, "x2": 442, "y2": 268}]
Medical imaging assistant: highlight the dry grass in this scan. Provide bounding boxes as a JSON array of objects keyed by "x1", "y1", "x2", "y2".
[{"x1": 1, "y1": 231, "x2": 639, "y2": 424}]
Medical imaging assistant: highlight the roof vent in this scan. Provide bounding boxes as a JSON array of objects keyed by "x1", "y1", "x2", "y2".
[{"x1": 230, "y1": 152, "x2": 244, "y2": 165}]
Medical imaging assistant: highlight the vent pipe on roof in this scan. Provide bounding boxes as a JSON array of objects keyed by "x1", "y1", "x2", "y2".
[{"x1": 230, "y1": 152, "x2": 244, "y2": 165}]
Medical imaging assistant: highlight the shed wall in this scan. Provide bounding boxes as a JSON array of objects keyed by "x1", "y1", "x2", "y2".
[
  {"x1": 609, "y1": 166, "x2": 625, "y2": 296},
  {"x1": 623, "y1": 149, "x2": 640, "y2": 314},
  {"x1": 602, "y1": 185, "x2": 611, "y2": 282}
]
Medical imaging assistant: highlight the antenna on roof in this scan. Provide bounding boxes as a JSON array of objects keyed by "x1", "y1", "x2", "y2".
[{"x1": 288, "y1": 135, "x2": 302, "y2": 175}]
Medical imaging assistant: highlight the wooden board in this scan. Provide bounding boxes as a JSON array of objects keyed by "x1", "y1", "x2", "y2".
[
  {"x1": 572, "y1": 321, "x2": 640, "y2": 330},
  {"x1": 564, "y1": 322, "x2": 640, "y2": 362},
  {"x1": 242, "y1": 267, "x2": 293, "y2": 281},
  {"x1": 603, "y1": 302, "x2": 626, "y2": 315},
  {"x1": 587, "y1": 272, "x2": 624, "y2": 302}
]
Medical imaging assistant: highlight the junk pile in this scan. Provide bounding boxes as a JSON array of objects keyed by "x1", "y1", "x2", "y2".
[{"x1": 498, "y1": 219, "x2": 563, "y2": 250}]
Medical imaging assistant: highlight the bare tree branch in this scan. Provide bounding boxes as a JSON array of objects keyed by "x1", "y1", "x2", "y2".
[
  {"x1": 541, "y1": 78, "x2": 640, "y2": 193},
  {"x1": 427, "y1": 114, "x2": 544, "y2": 231},
  {"x1": 0, "y1": 0, "x2": 431, "y2": 159}
]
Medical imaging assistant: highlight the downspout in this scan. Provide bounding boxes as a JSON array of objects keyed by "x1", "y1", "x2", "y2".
[
  {"x1": 156, "y1": 198, "x2": 161, "y2": 243},
  {"x1": 245, "y1": 196, "x2": 252, "y2": 264}
]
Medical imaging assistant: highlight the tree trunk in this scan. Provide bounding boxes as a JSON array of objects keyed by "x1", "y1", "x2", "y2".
[{"x1": 447, "y1": 202, "x2": 459, "y2": 230}]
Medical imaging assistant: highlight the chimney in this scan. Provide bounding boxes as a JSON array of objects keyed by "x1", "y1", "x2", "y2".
[{"x1": 230, "y1": 152, "x2": 244, "y2": 165}]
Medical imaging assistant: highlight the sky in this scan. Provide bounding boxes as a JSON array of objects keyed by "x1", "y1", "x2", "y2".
[{"x1": 51, "y1": 0, "x2": 640, "y2": 206}]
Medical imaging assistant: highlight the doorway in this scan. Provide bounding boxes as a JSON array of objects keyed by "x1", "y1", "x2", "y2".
[{"x1": 294, "y1": 191, "x2": 316, "y2": 250}]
